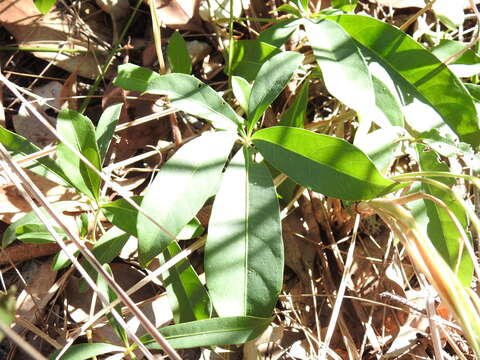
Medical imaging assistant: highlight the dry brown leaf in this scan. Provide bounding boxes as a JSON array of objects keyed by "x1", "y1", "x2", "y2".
[
  {"x1": 0, "y1": 0, "x2": 110, "y2": 79},
  {"x1": 371, "y1": 0, "x2": 479, "y2": 9},
  {"x1": 0, "y1": 243, "x2": 60, "y2": 265},
  {"x1": 0, "y1": 170, "x2": 81, "y2": 224},
  {"x1": 149, "y1": 0, "x2": 204, "y2": 31},
  {"x1": 60, "y1": 71, "x2": 78, "y2": 110}
]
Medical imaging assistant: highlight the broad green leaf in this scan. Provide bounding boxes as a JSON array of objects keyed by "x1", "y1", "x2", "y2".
[
  {"x1": 205, "y1": 148, "x2": 283, "y2": 317},
  {"x1": 52, "y1": 243, "x2": 79, "y2": 270},
  {"x1": 114, "y1": 64, "x2": 241, "y2": 130},
  {"x1": 226, "y1": 40, "x2": 280, "y2": 81},
  {"x1": 102, "y1": 197, "x2": 142, "y2": 236},
  {"x1": 407, "y1": 145, "x2": 473, "y2": 286},
  {"x1": 304, "y1": 19, "x2": 376, "y2": 121},
  {"x1": 142, "y1": 315, "x2": 272, "y2": 349},
  {"x1": 34, "y1": 0, "x2": 56, "y2": 14},
  {"x1": 252, "y1": 126, "x2": 401, "y2": 200},
  {"x1": 56, "y1": 110, "x2": 102, "y2": 201},
  {"x1": 279, "y1": 80, "x2": 309, "y2": 128},
  {"x1": 331, "y1": 14, "x2": 480, "y2": 146},
  {"x1": 354, "y1": 127, "x2": 405, "y2": 174},
  {"x1": 167, "y1": 31, "x2": 192, "y2": 75},
  {"x1": 137, "y1": 131, "x2": 236, "y2": 266},
  {"x1": 2, "y1": 202, "x2": 75, "y2": 247},
  {"x1": 432, "y1": 40, "x2": 480, "y2": 78},
  {"x1": 332, "y1": 0, "x2": 357, "y2": 12},
  {"x1": 465, "y1": 83, "x2": 480, "y2": 102},
  {"x1": 231, "y1": 76, "x2": 251, "y2": 113},
  {"x1": 159, "y1": 241, "x2": 212, "y2": 323},
  {"x1": 49, "y1": 343, "x2": 125, "y2": 360},
  {"x1": 247, "y1": 52, "x2": 304, "y2": 133},
  {"x1": 258, "y1": 19, "x2": 300, "y2": 47},
  {"x1": 0, "y1": 126, "x2": 69, "y2": 186},
  {"x1": 96, "y1": 103, "x2": 122, "y2": 162}
]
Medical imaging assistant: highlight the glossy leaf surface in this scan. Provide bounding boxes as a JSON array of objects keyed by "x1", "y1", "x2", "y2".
[
  {"x1": 205, "y1": 148, "x2": 283, "y2": 317},
  {"x1": 114, "y1": 64, "x2": 241, "y2": 130},
  {"x1": 159, "y1": 241, "x2": 212, "y2": 323},
  {"x1": 137, "y1": 131, "x2": 236, "y2": 266},
  {"x1": 143, "y1": 316, "x2": 272, "y2": 349},
  {"x1": 331, "y1": 14, "x2": 480, "y2": 146},
  {"x1": 56, "y1": 110, "x2": 102, "y2": 200},
  {"x1": 253, "y1": 127, "x2": 400, "y2": 200},
  {"x1": 247, "y1": 52, "x2": 304, "y2": 133}
]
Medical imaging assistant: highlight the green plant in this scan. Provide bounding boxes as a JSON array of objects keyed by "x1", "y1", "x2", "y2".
[{"x1": 1, "y1": 0, "x2": 479, "y2": 358}]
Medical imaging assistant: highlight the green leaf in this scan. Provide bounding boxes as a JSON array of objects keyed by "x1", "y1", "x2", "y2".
[
  {"x1": 167, "y1": 31, "x2": 192, "y2": 75},
  {"x1": 142, "y1": 316, "x2": 272, "y2": 349},
  {"x1": 56, "y1": 110, "x2": 102, "y2": 201},
  {"x1": 114, "y1": 64, "x2": 241, "y2": 130},
  {"x1": 177, "y1": 218, "x2": 204, "y2": 240},
  {"x1": 247, "y1": 52, "x2": 304, "y2": 133},
  {"x1": 432, "y1": 40, "x2": 480, "y2": 78},
  {"x1": 0, "y1": 286, "x2": 16, "y2": 341},
  {"x1": 52, "y1": 243, "x2": 79, "y2": 270},
  {"x1": 96, "y1": 103, "x2": 122, "y2": 162},
  {"x1": 0, "y1": 126, "x2": 69, "y2": 186},
  {"x1": 226, "y1": 40, "x2": 281, "y2": 81},
  {"x1": 231, "y1": 76, "x2": 251, "y2": 113},
  {"x1": 332, "y1": 0, "x2": 357, "y2": 12},
  {"x1": 137, "y1": 131, "x2": 236, "y2": 266},
  {"x1": 465, "y1": 83, "x2": 480, "y2": 102},
  {"x1": 304, "y1": 19, "x2": 376, "y2": 121},
  {"x1": 371, "y1": 74, "x2": 404, "y2": 128},
  {"x1": 331, "y1": 14, "x2": 480, "y2": 146},
  {"x1": 2, "y1": 202, "x2": 75, "y2": 247},
  {"x1": 277, "y1": 4, "x2": 302, "y2": 17},
  {"x1": 102, "y1": 197, "x2": 142, "y2": 237},
  {"x1": 159, "y1": 241, "x2": 212, "y2": 323},
  {"x1": 407, "y1": 145, "x2": 473, "y2": 286},
  {"x1": 432, "y1": 0, "x2": 464, "y2": 30},
  {"x1": 15, "y1": 224, "x2": 65, "y2": 244},
  {"x1": 258, "y1": 19, "x2": 300, "y2": 47},
  {"x1": 252, "y1": 126, "x2": 401, "y2": 200},
  {"x1": 205, "y1": 147, "x2": 283, "y2": 317},
  {"x1": 34, "y1": 0, "x2": 56, "y2": 14},
  {"x1": 279, "y1": 80, "x2": 309, "y2": 128},
  {"x1": 49, "y1": 343, "x2": 125, "y2": 360}
]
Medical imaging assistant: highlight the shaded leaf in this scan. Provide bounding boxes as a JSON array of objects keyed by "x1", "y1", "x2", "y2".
[
  {"x1": 143, "y1": 315, "x2": 272, "y2": 349},
  {"x1": 50, "y1": 343, "x2": 125, "y2": 360},
  {"x1": 167, "y1": 31, "x2": 192, "y2": 74},
  {"x1": 253, "y1": 126, "x2": 401, "y2": 200},
  {"x1": 159, "y1": 241, "x2": 212, "y2": 323},
  {"x1": 279, "y1": 80, "x2": 309, "y2": 128},
  {"x1": 205, "y1": 148, "x2": 283, "y2": 317},
  {"x1": 96, "y1": 103, "x2": 122, "y2": 162},
  {"x1": 226, "y1": 40, "x2": 280, "y2": 81},
  {"x1": 56, "y1": 110, "x2": 102, "y2": 201},
  {"x1": 231, "y1": 76, "x2": 251, "y2": 113},
  {"x1": 137, "y1": 131, "x2": 236, "y2": 266},
  {"x1": 258, "y1": 19, "x2": 300, "y2": 47},
  {"x1": 114, "y1": 64, "x2": 241, "y2": 130},
  {"x1": 371, "y1": 74, "x2": 404, "y2": 127},
  {"x1": 248, "y1": 52, "x2": 304, "y2": 133}
]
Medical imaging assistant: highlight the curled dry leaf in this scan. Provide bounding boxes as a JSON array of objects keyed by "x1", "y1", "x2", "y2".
[{"x1": 0, "y1": 0, "x2": 110, "y2": 79}]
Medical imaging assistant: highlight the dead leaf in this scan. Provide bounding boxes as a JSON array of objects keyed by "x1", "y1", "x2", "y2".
[
  {"x1": 0, "y1": 0, "x2": 111, "y2": 79},
  {"x1": 0, "y1": 243, "x2": 60, "y2": 265},
  {"x1": 60, "y1": 71, "x2": 78, "y2": 110},
  {"x1": 147, "y1": 0, "x2": 204, "y2": 31},
  {"x1": 96, "y1": 0, "x2": 130, "y2": 19}
]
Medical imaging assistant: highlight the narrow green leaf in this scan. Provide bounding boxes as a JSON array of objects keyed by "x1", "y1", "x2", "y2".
[
  {"x1": 34, "y1": 0, "x2": 56, "y2": 14},
  {"x1": 167, "y1": 31, "x2": 192, "y2": 75},
  {"x1": 56, "y1": 110, "x2": 102, "y2": 201},
  {"x1": 279, "y1": 80, "x2": 309, "y2": 128},
  {"x1": 142, "y1": 316, "x2": 272, "y2": 349},
  {"x1": 465, "y1": 83, "x2": 480, "y2": 102},
  {"x1": 102, "y1": 197, "x2": 142, "y2": 237},
  {"x1": 432, "y1": 40, "x2": 480, "y2": 78},
  {"x1": 231, "y1": 76, "x2": 251, "y2": 113},
  {"x1": 407, "y1": 145, "x2": 473, "y2": 286},
  {"x1": 252, "y1": 127, "x2": 401, "y2": 200},
  {"x1": 277, "y1": 4, "x2": 302, "y2": 17},
  {"x1": 371, "y1": 75, "x2": 404, "y2": 128},
  {"x1": 331, "y1": 14, "x2": 480, "y2": 146},
  {"x1": 177, "y1": 218, "x2": 204, "y2": 240},
  {"x1": 52, "y1": 243, "x2": 79, "y2": 270},
  {"x1": 96, "y1": 103, "x2": 122, "y2": 162},
  {"x1": 432, "y1": 0, "x2": 464, "y2": 30},
  {"x1": 226, "y1": 40, "x2": 281, "y2": 82},
  {"x1": 137, "y1": 131, "x2": 236, "y2": 266},
  {"x1": 247, "y1": 52, "x2": 304, "y2": 133},
  {"x1": 205, "y1": 147, "x2": 283, "y2": 317},
  {"x1": 258, "y1": 19, "x2": 300, "y2": 47},
  {"x1": 0, "y1": 126, "x2": 69, "y2": 186},
  {"x1": 304, "y1": 19, "x2": 376, "y2": 121},
  {"x1": 114, "y1": 64, "x2": 241, "y2": 130},
  {"x1": 159, "y1": 241, "x2": 212, "y2": 324},
  {"x1": 49, "y1": 343, "x2": 125, "y2": 360}
]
